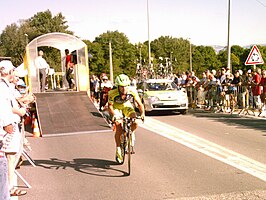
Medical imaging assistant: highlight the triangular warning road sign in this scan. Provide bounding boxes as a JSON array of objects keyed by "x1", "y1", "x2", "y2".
[{"x1": 245, "y1": 45, "x2": 264, "y2": 65}]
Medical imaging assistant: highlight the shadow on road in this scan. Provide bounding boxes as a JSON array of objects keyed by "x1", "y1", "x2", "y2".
[
  {"x1": 145, "y1": 110, "x2": 183, "y2": 116},
  {"x1": 23, "y1": 158, "x2": 129, "y2": 177},
  {"x1": 90, "y1": 111, "x2": 103, "y2": 118},
  {"x1": 145, "y1": 110, "x2": 266, "y2": 133},
  {"x1": 189, "y1": 110, "x2": 266, "y2": 133}
]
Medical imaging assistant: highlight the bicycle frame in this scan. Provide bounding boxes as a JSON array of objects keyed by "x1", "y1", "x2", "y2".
[{"x1": 115, "y1": 116, "x2": 142, "y2": 175}]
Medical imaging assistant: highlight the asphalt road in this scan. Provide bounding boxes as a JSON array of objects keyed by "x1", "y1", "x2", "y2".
[{"x1": 18, "y1": 110, "x2": 266, "y2": 200}]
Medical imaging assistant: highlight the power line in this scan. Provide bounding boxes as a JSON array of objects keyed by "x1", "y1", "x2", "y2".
[{"x1": 255, "y1": 0, "x2": 266, "y2": 7}]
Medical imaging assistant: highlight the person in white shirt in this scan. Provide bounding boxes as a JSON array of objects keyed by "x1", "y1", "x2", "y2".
[
  {"x1": 0, "y1": 60, "x2": 27, "y2": 196},
  {"x1": 34, "y1": 50, "x2": 49, "y2": 92},
  {"x1": 0, "y1": 62, "x2": 15, "y2": 199},
  {"x1": 0, "y1": 96, "x2": 12, "y2": 200}
]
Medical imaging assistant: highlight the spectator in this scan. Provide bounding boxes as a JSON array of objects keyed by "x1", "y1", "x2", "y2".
[
  {"x1": 205, "y1": 74, "x2": 217, "y2": 110},
  {"x1": 259, "y1": 70, "x2": 266, "y2": 112},
  {"x1": 34, "y1": 50, "x2": 49, "y2": 92},
  {"x1": 237, "y1": 70, "x2": 248, "y2": 109},
  {"x1": 221, "y1": 73, "x2": 233, "y2": 112},
  {"x1": 225, "y1": 67, "x2": 231, "y2": 76},
  {"x1": 197, "y1": 72, "x2": 208, "y2": 106},
  {"x1": 251, "y1": 69, "x2": 262, "y2": 109},
  {"x1": 211, "y1": 69, "x2": 217, "y2": 77},
  {"x1": 99, "y1": 75, "x2": 113, "y2": 111},
  {"x1": 94, "y1": 76, "x2": 100, "y2": 104},
  {"x1": 246, "y1": 69, "x2": 254, "y2": 108},
  {"x1": 130, "y1": 77, "x2": 137, "y2": 88},
  {"x1": 65, "y1": 49, "x2": 75, "y2": 89},
  {"x1": 0, "y1": 77, "x2": 12, "y2": 200},
  {"x1": 181, "y1": 72, "x2": 187, "y2": 85},
  {"x1": 174, "y1": 73, "x2": 182, "y2": 87},
  {"x1": 90, "y1": 75, "x2": 96, "y2": 101},
  {"x1": 219, "y1": 68, "x2": 227, "y2": 84},
  {"x1": 230, "y1": 70, "x2": 241, "y2": 107},
  {"x1": 0, "y1": 60, "x2": 27, "y2": 196}
]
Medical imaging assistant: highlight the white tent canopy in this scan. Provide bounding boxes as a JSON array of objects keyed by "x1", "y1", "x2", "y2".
[
  {"x1": 29, "y1": 32, "x2": 87, "y2": 52},
  {"x1": 26, "y1": 32, "x2": 89, "y2": 93}
]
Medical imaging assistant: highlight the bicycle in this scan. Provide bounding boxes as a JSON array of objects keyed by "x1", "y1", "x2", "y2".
[{"x1": 113, "y1": 115, "x2": 143, "y2": 175}]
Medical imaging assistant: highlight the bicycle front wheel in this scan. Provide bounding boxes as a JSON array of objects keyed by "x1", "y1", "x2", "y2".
[{"x1": 120, "y1": 134, "x2": 126, "y2": 165}]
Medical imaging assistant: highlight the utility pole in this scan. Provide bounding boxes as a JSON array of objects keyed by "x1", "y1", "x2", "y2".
[
  {"x1": 189, "y1": 39, "x2": 192, "y2": 73},
  {"x1": 109, "y1": 41, "x2": 113, "y2": 84},
  {"x1": 147, "y1": 0, "x2": 151, "y2": 70},
  {"x1": 227, "y1": 0, "x2": 231, "y2": 72},
  {"x1": 170, "y1": 52, "x2": 173, "y2": 74},
  {"x1": 139, "y1": 44, "x2": 142, "y2": 67}
]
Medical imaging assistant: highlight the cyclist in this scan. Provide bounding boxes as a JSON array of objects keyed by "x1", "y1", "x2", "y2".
[{"x1": 108, "y1": 74, "x2": 145, "y2": 163}]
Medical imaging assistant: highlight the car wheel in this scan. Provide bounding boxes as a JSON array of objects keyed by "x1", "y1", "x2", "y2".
[{"x1": 179, "y1": 109, "x2": 187, "y2": 115}]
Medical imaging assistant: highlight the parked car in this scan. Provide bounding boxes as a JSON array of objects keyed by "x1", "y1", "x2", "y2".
[{"x1": 137, "y1": 79, "x2": 188, "y2": 114}]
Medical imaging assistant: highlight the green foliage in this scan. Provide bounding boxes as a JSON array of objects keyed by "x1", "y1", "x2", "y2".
[
  {"x1": 217, "y1": 45, "x2": 266, "y2": 73},
  {"x1": 150, "y1": 36, "x2": 190, "y2": 73},
  {"x1": 91, "y1": 30, "x2": 137, "y2": 78},
  {"x1": 192, "y1": 46, "x2": 218, "y2": 74},
  {"x1": 0, "y1": 10, "x2": 73, "y2": 69},
  {"x1": 29, "y1": 10, "x2": 72, "y2": 38},
  {"x1": 256, "y1": 45, "x2": 266, "y2": 70},
  {"x1": 0, "y1": 23, "x2": 27, "y2": 65}
]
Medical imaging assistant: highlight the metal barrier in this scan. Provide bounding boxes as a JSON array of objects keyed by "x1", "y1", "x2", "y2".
[
  {"x1": 14, "y1": 122, "x2": 36, "y2": 189},
  {"x1": 183, "y1": 83, "x2": 265, "y2": 117}
]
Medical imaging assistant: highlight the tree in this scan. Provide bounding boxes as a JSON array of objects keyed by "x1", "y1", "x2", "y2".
[
  {"x1": 28, "y1": 10, "x2": 73, "y2": 38},
  {"x1": 217, "y1": 45, "x2": 257, "y2": 73},
  {"x1": 83, "y1": 40, "x2": 105, "y2": 75},
  {"x1": 0, "y1": 10, "x2": 73, "y2": 68},
  {"x1": 92, "y1": 30, "x2": 137, "y2": 78},
  {"x1": 192, "y1": 46, "x2": 218, "y2": 74},
  {"x1": 231, "y1": 45, "x2": 244, "y2": 70},
  {"x1": 27, "y1": 10, "x2": 74, "y2": 72},
  {"x1": 0, "y1": 23, "x2": 27, "y2": 65},
  {"x1": 150, "y1": 36, "x2": 191, "y2": 73}
]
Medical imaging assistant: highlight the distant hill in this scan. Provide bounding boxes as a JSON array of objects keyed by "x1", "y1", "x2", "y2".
[
  {"x1": 211, "y1": 44, "x2": 266, "y2": 54},
  {"x1": 211, "y1": 45, "x2": 226, "y2": 53},
  {"x1": 243, "y1": 44, "x2": 266, "y2": 49}
]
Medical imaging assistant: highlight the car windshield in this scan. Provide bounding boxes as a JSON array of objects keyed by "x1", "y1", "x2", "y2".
[{"x1": 146, "y1": 81, "x2": 178, "y2": 91}]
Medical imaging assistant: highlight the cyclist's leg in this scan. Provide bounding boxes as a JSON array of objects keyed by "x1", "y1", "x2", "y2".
[
  {"x1": 113, "y1": 109, "x2": 123, "y2": 147},
  {"x1": 125, "y1": 107, "x2": 137, "y2": 150},
  {"x1": 114, "y1": 122, "x2": 123, "y2": 147},
  {"x1": 113, "y1": 109, "x2": 124, "y2": 163},
  {"x1": 129, "y1": 112, "x2": 137, "y2": 131}
]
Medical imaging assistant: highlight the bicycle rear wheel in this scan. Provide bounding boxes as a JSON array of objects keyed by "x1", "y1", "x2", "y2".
[{"x1": 127, "y1": 133, "x2": 132, "y2": 175}]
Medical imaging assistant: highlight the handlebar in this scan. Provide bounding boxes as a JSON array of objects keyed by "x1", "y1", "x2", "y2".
[{"x1": 112, "y1": 115, "x2": 144, "y2": 124}]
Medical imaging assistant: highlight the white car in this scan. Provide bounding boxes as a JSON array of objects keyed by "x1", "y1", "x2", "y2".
[{"x1": 137, "y1": 79, "x2": 188, "y2": 114}]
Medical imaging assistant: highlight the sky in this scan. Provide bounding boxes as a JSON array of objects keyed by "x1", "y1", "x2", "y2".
[{"x1": 1, "y1": 0, "x2": 266, "y2": 47}]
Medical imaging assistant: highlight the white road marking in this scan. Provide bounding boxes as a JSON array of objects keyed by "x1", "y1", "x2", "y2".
[
  {"x1": 139, "y1": 117, "x2": 266, "y2": 182},
  {"x1": 43, "y1": 129, "x2": 113, "y2": 138}
]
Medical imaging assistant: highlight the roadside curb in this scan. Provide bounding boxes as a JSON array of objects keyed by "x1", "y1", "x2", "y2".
[{"x1": 189, "y1": 108, "x2": 266, "y2": 120}]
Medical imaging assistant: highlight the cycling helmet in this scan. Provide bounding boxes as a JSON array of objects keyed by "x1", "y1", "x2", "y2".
[{"x1": 115, "y1": 74, "x2": 130, "y2": 87}]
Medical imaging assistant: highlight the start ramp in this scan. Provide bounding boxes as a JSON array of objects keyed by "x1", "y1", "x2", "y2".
[{"x1": 35, "y1": 92, "x2": 110, "y2": 135}]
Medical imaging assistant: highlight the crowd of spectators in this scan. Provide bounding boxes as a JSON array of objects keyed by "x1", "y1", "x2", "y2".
[
  {"x1": 90, "y1": 73, "x2": 113, "y2": 111},
  {"x1": 172, "y1": 67, "x2": 266, "y2": 114}
]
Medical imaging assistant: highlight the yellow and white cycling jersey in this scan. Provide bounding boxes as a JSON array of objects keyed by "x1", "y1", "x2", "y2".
[{"x1": 108, "y1": 87, "x2": 141, "y2": 117}]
